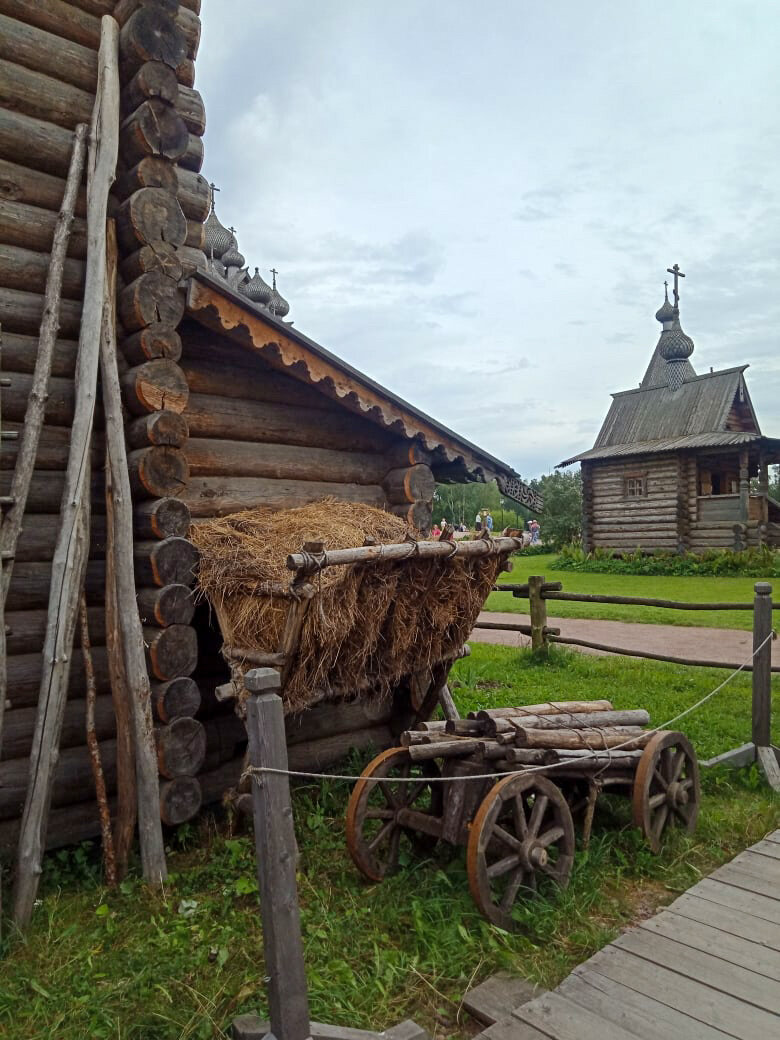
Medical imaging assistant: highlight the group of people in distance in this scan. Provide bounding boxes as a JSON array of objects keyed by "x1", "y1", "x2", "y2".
[{"x1": 428, "y1": 512, "x2": 541, "y2": 544}]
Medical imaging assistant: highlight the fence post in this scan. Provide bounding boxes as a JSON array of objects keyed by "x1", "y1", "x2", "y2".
[
  {"x1": 752, "y1": 582, "x2": 772, "y2": 749},
  {"x1": 244, "y1": 668, "x2": 311, "y2": 1040},
  {"x1": 528, "y1": 575, "x2": 547, "y2": 653}
]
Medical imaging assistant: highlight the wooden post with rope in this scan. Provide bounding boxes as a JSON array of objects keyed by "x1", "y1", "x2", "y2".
[{"x1": 528, "y1": 575, "x2": 548, "y2": 654}]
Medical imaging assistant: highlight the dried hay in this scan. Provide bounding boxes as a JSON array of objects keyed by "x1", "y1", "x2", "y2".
[{"x1": 192, "y1": 500, "x2": 502, "y2": 713}]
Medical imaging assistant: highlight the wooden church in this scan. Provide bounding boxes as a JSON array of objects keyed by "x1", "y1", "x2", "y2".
[
  {"x1": 560, "y1": 266, "x2": 780, "y2": 554},
  {"x1": 0, "y1": 0, "x2": 540, "y2": 867}
]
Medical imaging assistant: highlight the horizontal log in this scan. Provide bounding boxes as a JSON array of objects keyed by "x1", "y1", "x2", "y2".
[
  {"x1": 178, "y1": 354, "x2": 349, "y2": 410},
  {"x1": 119, "y1": 241, "x2": 183, "y2": 283},
  {"x1": 0, "y1": 422, "x2": 99, "y2": 472},
  {"x1": 134, "y1": 496, "x2": 191, "y2": 540},
  {"x1": 0, "y1": 104, "x2": 75, "y2": 178},
  {"x1": 389, "y1": 501, "x2": 433, "y2": 531},
  {"x1": 0, "y1": 13, "x2": 96, "y2": 92},
  {"x1": 185, "y1": 392, "x2": 393, "y2": 453},
  {"x1": 121, "y1": 59, "x2": 178, "y2": 112},
  {"x1": 119, "y1": 5, "x2": 186, "y2": 74},
  {"x1": 285, "y1": 698, "x2": 394, "y2": 746},
  {"x1": 152, "y1": 676, "x2": 201, "y2": 723},
  {"x1": 144, "y1": 623, "x2": 198, "y2": 680},
  {"x1": 175, "y1": 84, "x2": 205, "y2": 135},
  {"x1": 1, "y1": 694, "x2": 116, "y2": 760},
  {"x1": 0, "y1": 0, "x2": 102, "y2": 49},
  {"x1": 0, "y1": 241, "x2": 85, "y2": 299},
  {"x1": 547, "y1": 634, "x2": 778, "y2": 672},
  {"x1": 0, "y1": 797, "x2": 109, "y2": 853},
  {"x1": 127, "y1": 410, "x2": 189, "y2": 449},
  {"x1": 128, "y1": 445, "x2": 190, "y2": 498},
  {"x1": 113, "y1": 0, "x2": 179, "y2": 26},
  {"x1": 178, "y1": 132, "x2": 203, "y2": 172},
  {"x1": 0, "y1": 330, "x2": 78, "y2": 378},
  {"x1": 473, "y1": 700, "x2": 613, "y2": 721},
  {"x1": 0, "y1": 285, "x2": 82, "y2": 336},
  {"x1": 0, "y1": 56, "x2": 93, "y2": 129},
  {"x1": 120, "y1": 98, "x2": 189, "y2": 166},
  {"x1": 156, "y1": 716, "x2": 205, "y2": 778},
  {"x1": 175, "y1": 6, "x2": 200, "y2": 60},
  {"x1": 0, "y1": 738, "x2": 117, "y2": 822},
  {"x1": 544, "y1": 591, "x2": 755, "y2": 610},
  {"x1": 1, "y1": 371, "x2": 77, "y2": 425},
  {"x1": 286, "y1": 535, "x2": 523, "y2": 571},
  {"x1": 185, "y1": 438, "x2": 393, "y2": 484},
  {"x1": 5, "y1": 645, "x2": 109, "y2": 710},
  {"x1": 175, "y1": 166, "x2": 210, "y2": 221},
  {"x1": 116, "y1": 186, "x2": 187, "y2": 252},
  {"x1": 384, "y1": 440, "x2": 433, "y2": 469},
  {"x1": 115, "y1": 155, "x2": 178, "y2": 199},
  {"x1": 383, "y1": 464, "x2": 436, "y2": 505},
  {"x1": 183, "y1": 217, "x2": 204, "y2": 250},
  {"x1": 137, "y1": 583, "x2": 195, "y2": 627},
  {"x1": 179, "y1": 475, "x2": 386, "y2": 518},
  {"x1": 0, "y1": 162, "x2": 85, "y2": 235},
  {"x1": 5, "y1": 605, "x2": 104, "y2": 656},
  {"x1": 175, "y1": 244, "x2": 206, "y2": 277},
  {"x1": 500, "y1": 748, "x2": 559, "y2": 766},
  {"x1": 122, "y1": 322, "x2": 182, "y2": 364},
  {"x1": 134, "y1": 537, "x2": 198, "y2": 587},
  {"x1": 159, "y1": 775, "x2": 201, "y2": 825},
  {"x1": 176, "y1": 56, "x2": 195, "y2": 89},
  {"x1": 12, "y1": 512, "x2": 106, "y2": 561},
  {"x1": 513, "y1": 727, "x2": 652, "y2": 750},
  {"x1": 495, "y1": 709, "x2": 652, "y2": 732},
  {"x1": 407, "y1": 738, "x2": 480, "y2": 760},
  {"x1": 118, "y1": 270, "x2": 185, "y2": 331}
]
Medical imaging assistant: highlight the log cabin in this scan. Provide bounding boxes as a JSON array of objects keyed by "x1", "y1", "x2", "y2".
[
  {"x1": 0, "y1": 0, "x2": 540, "y2": 852},
  {"x1": 559, "y1": 271, "x2": 780, "y2": 554}
]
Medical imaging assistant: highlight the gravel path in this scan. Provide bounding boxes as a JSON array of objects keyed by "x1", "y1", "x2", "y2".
[{"x1": 472, "y1": 611, "x2": 780, "y2": 667}]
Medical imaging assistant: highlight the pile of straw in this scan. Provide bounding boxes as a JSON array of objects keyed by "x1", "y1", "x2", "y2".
[{"x1": 192, "y1": 500, "x2": 501, "y2": 713}]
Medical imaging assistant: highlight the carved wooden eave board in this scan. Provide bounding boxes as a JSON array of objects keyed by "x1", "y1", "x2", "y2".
[{"x1": 186, "y1": 273, "x2": 541, "y2": 510}]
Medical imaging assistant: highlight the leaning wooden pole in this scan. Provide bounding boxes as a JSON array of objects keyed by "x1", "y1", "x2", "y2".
[
  {"x1": 100, "y1": 220, "x2": 167, "y2": 884},
  {"x1": 12, "y1": 17, "x2": 121, "y2": 929}
]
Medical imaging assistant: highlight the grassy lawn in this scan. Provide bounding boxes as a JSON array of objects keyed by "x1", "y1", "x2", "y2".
[
  {"x1": 1, "y1": 645, "x2": 778, "y2": 1039},
  {"x1": 485, "y1": 553, "x2": 773, "y2": 629}
]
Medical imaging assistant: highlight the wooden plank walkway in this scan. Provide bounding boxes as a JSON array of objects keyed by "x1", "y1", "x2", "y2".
[{"x1": 497, "y1": 828, "x2": 780, "y2": 1039}]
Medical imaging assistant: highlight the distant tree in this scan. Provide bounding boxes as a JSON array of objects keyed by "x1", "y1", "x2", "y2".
[
  {"x1": 434, "y1": 480, "x2": 532, "y2": 530},
  {"x1": 528, "y1": 469, "x2": 582, "y2": 549},
  {"x1": 770, "y1": 465, "x2": 780, "y2": 502}
]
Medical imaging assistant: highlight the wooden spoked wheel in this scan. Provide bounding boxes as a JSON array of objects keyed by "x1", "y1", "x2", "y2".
[
  {"x1": 466, "y1": 773, "x2": 575, "y2": 930},
  {"x1": 345, "y1": 747, "x2": 443, "y2": 882},
  {"x1": 632, "y1": 731, "x2": 700, "y2": 853}
]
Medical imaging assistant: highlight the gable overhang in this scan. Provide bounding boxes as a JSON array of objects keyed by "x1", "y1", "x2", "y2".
[{"x1": 185, "y1": 273, "x2": 542, "y2": 511}]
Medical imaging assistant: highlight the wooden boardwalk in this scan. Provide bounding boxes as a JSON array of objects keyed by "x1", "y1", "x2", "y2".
[{"x1": 481, "y1": 828, "x2": 780, "y2": 1039}]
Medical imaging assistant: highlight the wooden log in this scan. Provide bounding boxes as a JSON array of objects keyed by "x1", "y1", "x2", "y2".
[
  {"x1": 0, "y1": 373, "x2": 78, "y2": 427},
  {"x1": 473, "y1": 700, "x2": 614, "y2": 721},
  {"x1": 127, "y1": 410, "x2": 189, "y2": 449},
  {"x1": 0, "y1": 106, "x2": 75, "y2": 178},
  {"x1": 183, "y1": 217, "x2": 204, "y2": 250},
  {"x1": 13, "y1": 513, "x2": 106, "y2": 561},
  {"x1": 152, "y1": 676, "x2": 200, "y2": 723},
  {"x1": 159, "y1": 775, "x2": 201, "y2": 825},
  {"x1": 513, "y1": 728, "x2": 652, "y2": 750},
  {"x1": 175, "y1": 85, "x2": 205, "y2": 136},
  {"x1": 0, "y1": 11, "x2": 97, "y2": 93},
  {"x1": 0, "y1": 797, "x2": 111, "y2": 854},
  {"x1": 501, "y1": 748, "x2": 560, "y2": 766},
  {"x1": 444, "y1": 719, "x2": 484, "y2": 736},
  {"x1": 0, "y1": 242, "x2": 85, "y2": 300},
  {"x1": 116, "y1": 186, "x2": 187, "y2": 251},
  {"x1": 4, "y1": 606, "x2": 104, "y2": 655},
  {"x1": 120, "y1": 99, "x2": 188, "y2": 166},
  {"x1": 407, "y1": 738, "x2": 481, "y2": 761},
  {"x1": 121, "y1": 322, "x2": 182, "y2": 364},
  {"x1": 175, "y1": 6, "x2": 200, "y2": 60},
  {"x1": 0, "y1": 740, "x2": 118, "y2": 823},
  {"x1": 121, "y1": 59, "x2": 178, "y2": 112},
  {"x1": 119, "y1": 5, "x2": 186, "y2": 73},
  {"x1": 0, "y1": 330, "x2": 78, "y2": 378},
  {"x1": 119, "y1": 241, "x2": 183, "y2": 282},
  {"x1": 134, "y1": 497, "x2": 191, "y2": 540},
  {"x1": 180, "y1": 475, "x2": 386, "y2": 518},
  {"x1": 128, "y1": 445, "x2": 190, "y2": 498},
  {"x1": 186, "y1": 438, "x2": 392, "y2": 485},
  {"x1": 384, "y1": 440, "x2": 433, "y2": 469},
  {"x1": 118, "y1": 270, "x2": 185, "y2": 331},
  {"x1": 528, "y1": 574, "x2": 547, "y2": 652},
  {"x1": 137, "y1": 584, "x2": 194, "y2": 627},
  {"x1": 389, "y1": 501, "x2": 432, "y2": 531},
  {"x1": 383, "y1": 464, "x2": 436, "y2": 504},
  {"x1": 286, "y1": 535, "x2": 523, "y2": 571},
  {"x1": 0, "y1": 0, "x2": 102, "y2": 49},
  {"x1": 178, "y1": 132, "x2": 203, "y2": 172},
  {"x1": 13, "y1": 17, "x2": 119, "y2": 928},
  {"x1": 0, "y1": 422, "x2": 94, "y2": 471},
  {"x1": 175, "y1": 166, "x2": 210, "y2": 221},
  {"x1": 115, "y1": 155, "x2": 178, "y2": 198},
  {"x1": 0, "y1": 57, "x2": 93, "y2": 130},
  {"x1": 113, "y1": 0, "x2": 179, "y2": 26},
  {"x1": 6, "y1": 561, "x2": 105, "y2": 613},
  {"x1": 134, "y1": 537, "x2": 198, "y2": 587},
  {"x1": 502, "y1": 709, "x2": 651, "y2": 731},
  {"x1": 0, "y1": 286, "x2": 82, "y2": 337},
  {"x1": 1, "y1": 694, "x2": 115, "y2": 761},
  {"x1": 6, "y1": 646, "x2": 110, "y2": 711},
  {"x1": 0, "y1": 196, "x2": 87, "y2": 258},
  {"x1": 155, "y1": 716, "x2": 205, "y2": 778},
  {"x1": 752, "y1": 582, "x2": 773, "y2": 750}
]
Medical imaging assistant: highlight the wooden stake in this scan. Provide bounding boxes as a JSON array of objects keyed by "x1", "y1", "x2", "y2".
[
  {"x1": 13, "y1": 17, "x2": 121, "y2": 929},
  {"x1": 100, "y1": 217, "x2": 166, "y2": 883},
  {"x1": 79, "y1": 591, "x2": 116, "y2": 887}
]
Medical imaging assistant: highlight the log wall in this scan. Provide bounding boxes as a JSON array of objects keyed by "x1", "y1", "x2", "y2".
[{"x1": 588, "y1": 454, "x2": 680, "y2": 551}]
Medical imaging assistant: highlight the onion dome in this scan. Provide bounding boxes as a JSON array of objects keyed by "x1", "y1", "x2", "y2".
[
  {"x1": 655, "y1": 283, "x2": 676, "y2": 325},
  {"x1": 658, "y1": 320, "x2": 694, "y2": 362},
  {"x1": 267, "y1": 268, "x2": 289, "y2": 317},
  {"x1": 204, "y1": 183, "x2": 232, "y2": 259},
  {"x1": 241, "y1": 266, "x2": 274, "y2": 306},
  {"x1": 221, "y1": 231, "x2": 245, "y2": 270}
]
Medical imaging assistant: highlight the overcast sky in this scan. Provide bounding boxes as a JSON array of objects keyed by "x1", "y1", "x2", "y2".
[{"x1": 196, "y1": 1, "x2": 780, "y2": 479}]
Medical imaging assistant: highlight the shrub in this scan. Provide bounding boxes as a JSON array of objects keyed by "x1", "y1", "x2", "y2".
[{"x1": 554, "y1": 544, "x2": 779, "y2": 577}]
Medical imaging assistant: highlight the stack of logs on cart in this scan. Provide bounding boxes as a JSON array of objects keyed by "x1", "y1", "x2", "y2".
[{"x1": 346, "y1": 699, "x2": 701, "y2": 930}]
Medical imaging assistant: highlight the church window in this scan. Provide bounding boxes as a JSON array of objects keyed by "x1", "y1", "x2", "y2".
[{"x1": 625, "y1": 475, "x2": 646, "y2": 497}]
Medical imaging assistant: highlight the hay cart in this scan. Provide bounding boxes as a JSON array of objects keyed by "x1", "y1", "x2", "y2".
[{"x1": 345, "y1": 703, "x2": 700, "y2": 930}]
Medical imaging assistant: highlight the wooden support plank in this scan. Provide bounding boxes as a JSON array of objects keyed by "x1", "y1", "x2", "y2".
[
  {"x1": 710, "y1": 862, "x2": 780, "y2": 902},
  {"x1": 667, "y1": 892, "x2": 780, "y2": 951},
  {"x1": 513, "y1": 991, "x2": 639, "y2": 1040},
  {"x1": 747, "y1": 837, "x2": 780, "y2": 860},
  {"x1": 731, "y1": 848, "x2": 780, "y2": 882},
  {"x1": 462, "y1": 973, "x2": 543, "y2": 1026},
  {"x1": 691, "y1": 876, "x2": 780, "y2": 925}
]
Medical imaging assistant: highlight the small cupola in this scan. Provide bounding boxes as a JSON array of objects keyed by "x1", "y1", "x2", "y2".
[{"x1": 657, "y1": 264, "x2": 694, "y2": 391}]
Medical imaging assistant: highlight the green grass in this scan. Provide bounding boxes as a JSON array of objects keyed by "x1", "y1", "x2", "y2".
[
  {"x1": 1, "y1": 645, "x2": 777, "y2": 1039},
  {"x1": 486, "y1": 553, "x2": 770, "y2": 629}
]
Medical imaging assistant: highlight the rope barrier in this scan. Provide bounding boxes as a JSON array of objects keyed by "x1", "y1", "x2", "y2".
[{"x1": 242, "y1": 629, "x2": 776, "y2": 787}]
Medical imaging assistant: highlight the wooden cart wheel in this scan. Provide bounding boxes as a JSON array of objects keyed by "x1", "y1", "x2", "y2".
[
  {"x1": 632, "y1": 731, "x2": 700, "y2": 853},
  {"x1": 345, "y1": 747, "x2": 443, "y2": 882},
  {"x1": 467, "y1": 773, "x2": 575, "y2": 930}
]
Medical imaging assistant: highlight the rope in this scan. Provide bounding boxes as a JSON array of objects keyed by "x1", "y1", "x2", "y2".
[{"x1": 242, "y1": 629, "x2": 776, "y2": 786}]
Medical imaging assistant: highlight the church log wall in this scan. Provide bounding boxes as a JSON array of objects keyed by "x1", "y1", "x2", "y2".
[{"x1": 588, "y1": 454, "x2": 680, "y2": 551}]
